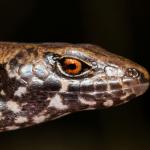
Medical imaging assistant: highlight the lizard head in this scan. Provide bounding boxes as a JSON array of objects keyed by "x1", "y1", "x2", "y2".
[{"x1": 43, "y1": 44, "x2": 149, "y2": 110}]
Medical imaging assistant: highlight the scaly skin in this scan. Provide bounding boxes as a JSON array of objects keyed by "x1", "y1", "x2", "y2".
[{"x1": 0, "y1": 42, "x2": 149, "y2": 132}]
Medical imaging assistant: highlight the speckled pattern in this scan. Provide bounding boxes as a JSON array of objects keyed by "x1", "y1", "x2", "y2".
[{"x1": 0, "y1": 42, "x2": 149, "y2": 132}]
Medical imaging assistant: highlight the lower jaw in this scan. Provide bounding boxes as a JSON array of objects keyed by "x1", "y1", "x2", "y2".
[{"x1": 132, "y1": 82, "x2": 149, "y2": 96}]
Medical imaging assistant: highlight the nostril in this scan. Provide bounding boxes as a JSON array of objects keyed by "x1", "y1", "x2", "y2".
[{"x1": 125, "y1": 68, "x2": 139, "y2": 78}]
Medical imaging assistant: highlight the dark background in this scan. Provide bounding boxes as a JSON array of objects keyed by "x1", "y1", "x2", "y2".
[{"x1": 0, "y1": 0, "x2": 149, "y2": 150}]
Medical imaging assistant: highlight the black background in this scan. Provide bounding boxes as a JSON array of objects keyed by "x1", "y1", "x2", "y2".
[{"x1": 0, "y1": 0, "x2": 149, "y2": 150}]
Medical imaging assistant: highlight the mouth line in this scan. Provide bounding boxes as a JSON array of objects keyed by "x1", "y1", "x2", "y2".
[{"x1": 55, "y1": 82, "x2": 149, "y2": 94}]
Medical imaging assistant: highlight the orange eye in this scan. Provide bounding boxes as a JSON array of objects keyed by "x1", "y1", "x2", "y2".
[
  {"x1": 63, "y1": 58, "x2": 82, "y2": 75},
  {"x1": 58, "y1": 57, "x2": 92, "y2": 77}
]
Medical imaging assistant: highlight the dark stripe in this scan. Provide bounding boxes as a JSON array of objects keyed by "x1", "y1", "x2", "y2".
[
  {"x1": 80, "y1": 80, "x2": 94, "y2": 92},
  {"x1": 95, "y1": 80, "x2": 107, "y2": 91},
  {"x1": 43, "y1": 76, "x2": 61, "y2": 91},
  {"x1": 60, "y1": 93, "x2": 78, "y2": 101},
  {"x1": 95, "y1": 92, "x2": 112, "y2": 101},
  {"x1": 68, "y1": 83, "x2": 80, "y2": 92},
  {"x1": 109, "y1": 82, "x2": 122, "y2": 89},
  {"x1": 80, "y1": 93, "x2": 95, "y2": 101}
]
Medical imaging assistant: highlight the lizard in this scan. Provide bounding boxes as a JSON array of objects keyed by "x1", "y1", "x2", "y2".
[{"x1": 0, "y1": 42, "x2": 149, "y2": 132}]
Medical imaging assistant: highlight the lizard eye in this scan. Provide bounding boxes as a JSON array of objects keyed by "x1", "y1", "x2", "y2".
[
  {"x1": 63, "y1": 58, "x2": 82, "y2": 75},
  {"x1": 57, "y1": 57, "x2": 92, "y2": 77}
]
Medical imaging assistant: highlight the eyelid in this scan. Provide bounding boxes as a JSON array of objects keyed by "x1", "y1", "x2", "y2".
[{"x1": 59, "y1": 56, "x2": 93, "y2": 67}]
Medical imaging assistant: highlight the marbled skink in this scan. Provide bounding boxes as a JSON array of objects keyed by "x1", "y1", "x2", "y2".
[{"x1": 0, "y1": 42, "x2": 149, "y2": 132}]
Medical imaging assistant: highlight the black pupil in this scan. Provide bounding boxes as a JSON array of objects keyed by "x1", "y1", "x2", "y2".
[{"x1": 67, "y1": 64, "x2": 76, "y2": 70}]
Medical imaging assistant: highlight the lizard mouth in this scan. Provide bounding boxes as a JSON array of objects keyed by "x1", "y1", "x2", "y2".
[
  {"x1": 134, "y1": 68, "x2": 149, "y2": 96},
  {"x1": 131, "y1": 82, "x2": 149, "y2": 97}
]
